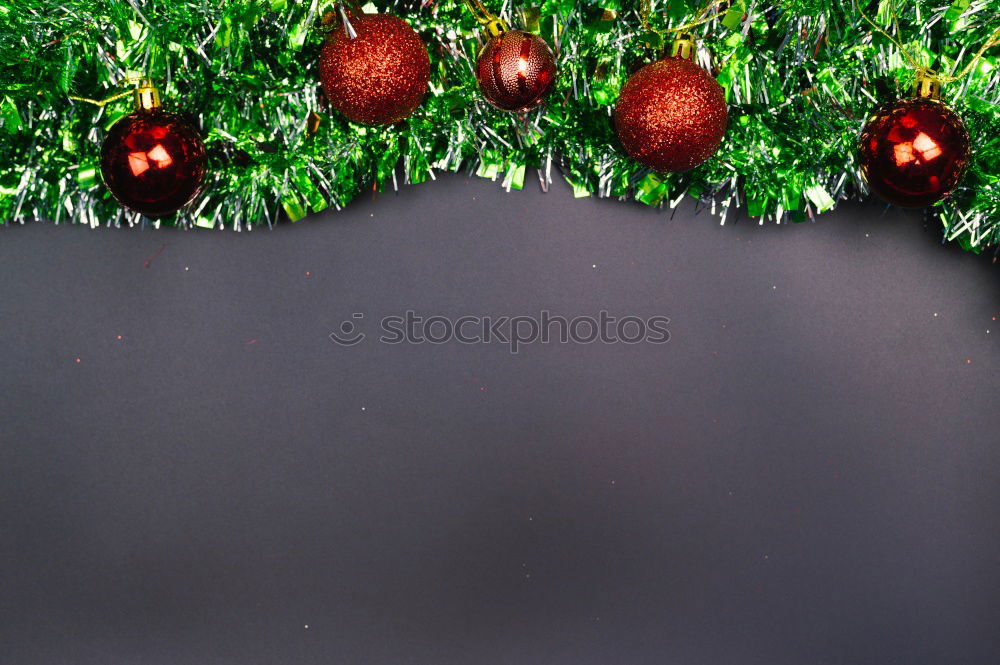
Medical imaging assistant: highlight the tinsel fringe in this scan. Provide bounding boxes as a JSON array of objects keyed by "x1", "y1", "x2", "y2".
[{"x1": 1, "y1": 0, "x2": 999, "y2": 252}]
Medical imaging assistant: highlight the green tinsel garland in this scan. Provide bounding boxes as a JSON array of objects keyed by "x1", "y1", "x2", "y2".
[{"x1": 1, "y1": 0, "x2": 998, "y2": 249}]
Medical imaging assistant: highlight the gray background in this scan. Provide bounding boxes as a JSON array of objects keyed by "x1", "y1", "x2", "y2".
[{"x1": 1, "y1": 175, "x2": 998, "y2": 665}]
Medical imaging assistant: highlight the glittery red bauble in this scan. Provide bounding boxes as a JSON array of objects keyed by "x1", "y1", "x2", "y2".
[
  {"x1": 858, "y1": 97, "x2": 970, "y2": 208},
  {"x1": 100, "y1": 109, "x2": 207, "y2": 218},
  {"x1": 613, "y1": 57, "x2": 728, "y2": 172},
  {"x1": 319, "y1": 13, "x2": 430, "y2": 126},
  {"x1": 475, "y1": 30, "x2": 557, "y2": 112}
]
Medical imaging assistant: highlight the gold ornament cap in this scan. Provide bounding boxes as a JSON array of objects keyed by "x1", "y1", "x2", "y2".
[
  {"x1": 671, "y1": 33, "x2": 696, "y2": 60},
  {"x1": 464, "y1": 0, "x2": 509, "y2": 39},
  {"x1": 134, "y1": 79, "x2": 162, "y2": 111},
  {"x1": 482, "y1": 16, "x2": 510, "y2": 38},
  {"x1": 912, "y1": 71, "x2": 941, "y2": 100}
]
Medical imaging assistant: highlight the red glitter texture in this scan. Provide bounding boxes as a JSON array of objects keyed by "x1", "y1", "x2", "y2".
[
  {"x1": 100, "y1": 110, "x2": 206, "y2": 218},
  {"x1": 613, "y1": 57, "x2": 728, "y2": 173},
  {"x1": 475, "y1": 30, "x2": 557, "y2": 112},
  {"x1": 858, "y1": 97, "x2": 970, "y2": 208},
  {"x1": 319, "y1": 13, "x2": 430, "y2": 126}
]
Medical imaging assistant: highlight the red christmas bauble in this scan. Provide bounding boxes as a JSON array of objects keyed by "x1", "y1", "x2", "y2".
[
  {"x1": 613, "y1": 56, "x2": 728, "y2": 173},
  {"x1": 319, "y1": 13, "x2": 430, "y2": 126},
  {"x1": 475, "y1": 30, "x2": 557, "y2": 112},
  {"x1": 858, "y1": 96, "x2": 970, "y2": 208},
  {"x1": 100, "y1": 109, "x2": 207, "y2": 218}
]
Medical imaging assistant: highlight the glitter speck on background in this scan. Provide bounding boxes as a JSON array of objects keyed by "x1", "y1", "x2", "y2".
[{"x1": 614, "y1": 57, "x2": 728, "y2": 173}]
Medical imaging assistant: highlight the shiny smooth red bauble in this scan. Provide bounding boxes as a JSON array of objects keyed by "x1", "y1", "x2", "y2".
[
  {"x1": 475, "y1": 30, "x2": 557, "y2": 112},
  {"x1": 614, "y1": 56, "x2": 728, "y2": 173},
  {"x1": 100, "y1": 109, "x2": 207, "y2": 218},
  {"x1": 319, "y1": 13, "x2": 430, "y2": 126},
  {"x1": 858, "y1": 97, "x2": 970, "y2": 208}
]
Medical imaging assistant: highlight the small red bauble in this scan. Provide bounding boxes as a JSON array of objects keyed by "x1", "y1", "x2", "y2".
[
  {"x1": 858, "y1": 97, "x2": 970, "y2": 208},
  {"x1": 319, "y1": 13, "x2": 430, "y2": 126},
  {"x1": 101, "y1": 109, "x2": 207, "y2": 218},
  {"x1": 475, "y1": 30, "x2": 557, "y2": 112},
  {"x1": 614, "y1": 56, "x2": 728, "y2": 173}
]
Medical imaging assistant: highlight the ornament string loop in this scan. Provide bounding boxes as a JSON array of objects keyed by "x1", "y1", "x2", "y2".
[
  {"x1": 639, "y1": 0, "x2": 729, "y2": 39},
  {"x1": 68, "y1": 76, "x2": 160, "y2": 110},
  {"x1": 853, "y1": 0, "x2": 1000, "y2": 86}
]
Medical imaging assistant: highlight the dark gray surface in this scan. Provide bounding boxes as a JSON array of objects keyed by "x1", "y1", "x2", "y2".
[{"x1": 1, "y1": 175, "x2": 999, "y2": 665}]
